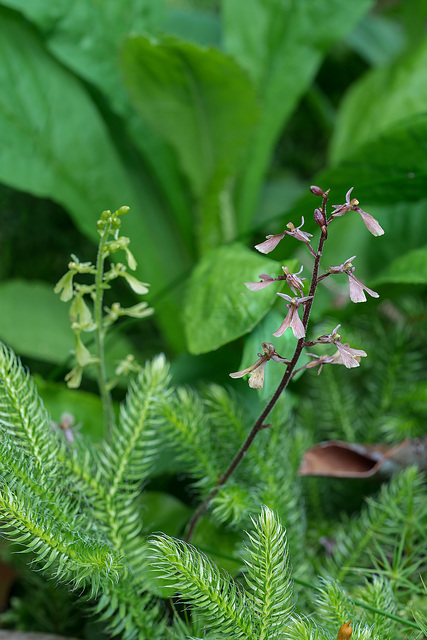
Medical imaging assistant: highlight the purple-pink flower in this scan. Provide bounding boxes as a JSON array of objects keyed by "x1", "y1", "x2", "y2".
[
  {"x1": 229, "y1": 342, "x2": 290, "y2": 389},
  {"x1": 331, "y1": 188, "x2": 384, "y2": 236},
  {"x1": 255, "y1": 217, "x2": 313, "y2": 254},
  {"x1": 273, "y1": 293, "x2": 313, "y2": 339},
  {"x1": 328, "y1": 256, "x2": 379, "y2": 303},
  {"x1": 245, "y1": 265, "x2": 305, "y2": 295},
  {"x1": 245, "y1": 273, "x2": 283, "y2": 292},
  {"x1": 315, "y1": 324, "x2": 367, "y2": 368}
]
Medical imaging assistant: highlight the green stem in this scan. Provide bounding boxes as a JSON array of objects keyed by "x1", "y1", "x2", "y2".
[{"x1": 94, "y1": 230, "x2": 115, "y2": 440}]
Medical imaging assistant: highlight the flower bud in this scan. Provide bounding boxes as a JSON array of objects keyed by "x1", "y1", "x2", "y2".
[
  {"x1": 310, "y1": 185, "x2": 326, "y2": 198},
  {"x1": 313, "y1": 208, "x2": 325, "y2": 227}
]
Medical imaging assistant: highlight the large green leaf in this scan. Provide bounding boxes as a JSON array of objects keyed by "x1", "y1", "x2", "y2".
[
  {"x1": 121, "y1": 36, "x2": 259, "y2": 253},
  {"x1": 0, "y1": 0, "x2": 195, "y2": 257},
  {"x1": 184, "y1": 242, "x2": 294, "y2": 354},
  {"x1": 0, "y1": 280, "x2": 73, "y2": 363},
  {"x1": 330, "y1": 38, "x2": 427, "y2": 164},
  {"x1": 0, "y1": 280, "x2": 137, "y2": 376},
  {"x1": 34, "y1": 375, "x2": 105, "y2": 441},
  {"x1": 0, "y1": 8, "x2": 191, "y2": 350},
  {"x1": 372, "y1": 246, "x2": 427, "y2": 286},
  {"x1": 290, "y1": 113, "x2": 427, "y2": 239},
  {"x1": 222, "y1": 0, "x2": 373, "y2": 230}
]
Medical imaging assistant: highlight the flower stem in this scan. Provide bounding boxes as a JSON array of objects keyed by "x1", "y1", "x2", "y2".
[
  {"x1": 94, "y1": 230, "x2": 115, "y2": 440},
  {"x1": 185, "y1": 197, "x2": 329, "y2": 542}
]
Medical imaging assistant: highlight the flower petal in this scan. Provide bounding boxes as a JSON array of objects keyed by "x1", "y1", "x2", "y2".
[
  {"x1": 348, "y1": 275, "x2": 367, "y2": 303},
  {"x1": 255, "y1": 233, "x2": 285, "y2": 254},
  {"x1": 229, "y1": 357, "x2": 264, "y2": 379},
  {"x1": 290, "y1": 308, "x2": 306, "y2": 339},
  {"x1": 248, "y1": 361, "x2": 267, "y2": 389},
  {"x1": 273, "y1": 308, "x2": 293, "y2": 337},
  {"x1": 356, "y1": 208, "x2": 384, "y2": 236}
]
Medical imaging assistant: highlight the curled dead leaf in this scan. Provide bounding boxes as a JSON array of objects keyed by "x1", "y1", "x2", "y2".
[{"x1": 298, "y1": 437, "x2": 427, "y2": 479}]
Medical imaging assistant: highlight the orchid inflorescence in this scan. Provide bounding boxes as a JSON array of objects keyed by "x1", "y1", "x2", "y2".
[{"x1": 230, "y1": 186, "x2": 384, "y2": 388}]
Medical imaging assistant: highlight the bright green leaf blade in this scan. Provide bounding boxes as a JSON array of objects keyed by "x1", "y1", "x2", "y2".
[
  {"x1": 222, "y1": 0, "x2": 373, "y2": 230},
  {"x1": 2, "y1": 0, "x2": 195, "y2": 258},
  {"x1": 34, "y1": 375, "x2": 104, "y2": 441},
  {"x1": 183, "y1": 242, "x2": 285, "y2": 354},
  {"x1": 121, "y1": 35, "x2": 258, "y2": 251},
  {"x1": 330, "y1": 38, "x2": 427, "y2": 164},
  {"x1": 372, "y1": 246, "x2": 427, "y2": 286},
  {"x1": 0, "y1": 280, "x2": 73, "y2": 363},
  {"x1": 139, "y1": 491, "x2": 192, "y2": 537},
  {"x1": 346, "y1": 13, "x2": 406, "y2": 67},
  {"x1": 0, "y1": 8, "x2": 191, "y2": 350},
  {"x1": 290, "y1": 114, "x2": 427, "y2": 229}
]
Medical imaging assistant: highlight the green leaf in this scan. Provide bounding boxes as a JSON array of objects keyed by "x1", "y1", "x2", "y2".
[
  {"x1": 34, "y1": 375, "x2": 105, "y2": 441},
  {"x1": 0, "y1": 7, "x2": 192, "y2": 351},
  {"x1": 330, "y1": 38, "x2": 427, "y2": 164},
  {"x1": 184, "y1": 242, "x2": 285, "y2": 354},
  {"x1": 121, "y1": 36, "x2": 258, "y2": 252},
  {"x1": 290, "y1": 113, "x2": 427, "y2": 235},
  {"x1": 139, "y1": 492, "x2": 192, "y2": 537},
  {"x1": 2, "y1": 0, "x2": 194, "y2": 256},
  {"x1": 372, "y1": 246, "x2": 427, "y2": 286},
  {"x1": 222, "y1": 0, "x2": 373, "y2": 229},
  {"x1": 0, "y1": 280, "x2": 73, "y2": 363}
]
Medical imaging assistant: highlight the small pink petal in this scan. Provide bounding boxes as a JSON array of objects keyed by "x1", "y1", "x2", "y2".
[
  {"x1": 255, "y1": 233, "x2": 285, "y2": 254},
  {"x1": 357, "y1": 209, "x2": 384, "y2": 236},
  {"x1": 348, "y1": 276, "x2": 367, "y2": 303},
  {"x1": 273, "y1": 308, "x2": 293, "y2": 337},
  {"x1": 245, "y1": 280, "x2": 275, "y2": 291},
  {"x1": 290, "y1": 309, "x2": 306, "y2": 339}
]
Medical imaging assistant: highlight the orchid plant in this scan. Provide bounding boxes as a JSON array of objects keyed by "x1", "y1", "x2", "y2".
[{"x1": 185, "y1": 185, "x2": 384, "y2": 540}]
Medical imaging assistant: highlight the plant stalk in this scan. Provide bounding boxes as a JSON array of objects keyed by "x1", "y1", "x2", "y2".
[
  {"x1": 185, "y1": 198, "x2": 329, "y2": 541},
  {"x1": 94, "y1": 229, "x2": 115, "y2": 440}
]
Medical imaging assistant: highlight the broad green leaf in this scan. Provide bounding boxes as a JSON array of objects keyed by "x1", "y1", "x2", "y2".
[
  {"x1": 165, "y1": 8, "x2": 221, "y2": 46},
  {"x1": 121, "y1": 36, "x2": 258, "y2": 252},
  {"x1": 184, "y1": 242, "x2": 291, "y2": 354},
  {"x1": 346, "y1": 13, "x2": 406, "y2": 66},
  {"x1": 330, "y1": 38, "x2": 427, "y2": 164},
  {"x1": 0, "y1": 280, "x2": 73, "y2": 363},
  {"x1": 0, "y1": 280, "x2": 139, "y2": 383},
  {"x1": 222, "y1": 0, "x2": 373, "y2": 230},
  {"x1": 0, "y1": 8, "x2": 191, "y2": 350},
  {"x1": 0, "y1": 0, "x2": 195, "y2": 257},
  {"x1": 34, "y1": 375, "x2": 105, "y2": 441},
  {"x1": 290, "y1": 113, "x2": 427, "y2": 242},
  {"x1": 372, "y1": 246, "x2": 427, "y2": 286},
  {"x1": 139, "y1": 492, "x2": 192, "y2": 537}
]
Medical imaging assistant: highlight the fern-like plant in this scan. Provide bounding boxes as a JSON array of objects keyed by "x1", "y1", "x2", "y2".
[{"x1": 150, "y1": 506, "x2": 385, "y2": 640}]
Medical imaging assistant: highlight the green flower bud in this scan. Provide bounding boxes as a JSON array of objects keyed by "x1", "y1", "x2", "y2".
[
  {"x1": 75, "y1": 333, "x2": 99, "y2": 367},
  {"x1": 121, "y1": 272, "x2": 150, "y2": 295},
  {"x1": 54, "y1": 270, "x2": 76, "y2": 302}
]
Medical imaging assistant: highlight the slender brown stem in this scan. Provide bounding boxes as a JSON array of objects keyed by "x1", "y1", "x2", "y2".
[{"x1": 184, "y1": 196, "x2": 329, "y2": 542}]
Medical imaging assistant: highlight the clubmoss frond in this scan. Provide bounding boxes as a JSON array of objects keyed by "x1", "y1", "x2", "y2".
[
  {"x1": 159, "y1": 386, "x2": 220, "y2": 491},
  {"x1": 95, "y1": 355, "x2": 172, "y2": 558},
  {"x1": 325, "y1": 467, "x2": 427, "y2": 593},
  {"x1": 0, "y1": 478, "x2": 122, "y2": 597},
  {"x1": 353, "y1": 576, "x2": 397, "y2": 640},
  {"x1": 243, "y1": 506, "x2": 295, "y2": 639},
  {"x1": 0, "y1": 342, "x2": 56, "y2": 468},
  {"x1": 285, "y1": 615, "x2": 332, "y2": 640},
  {"x1": 314, "y1": 577, "x2": 354, "y2": 627},
  {"x1": 94, "y1": 579, "x2": 166, "y2": 640},
  {"x1": 151, "y1": 535, "x2": 256, "y2": 640}
]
